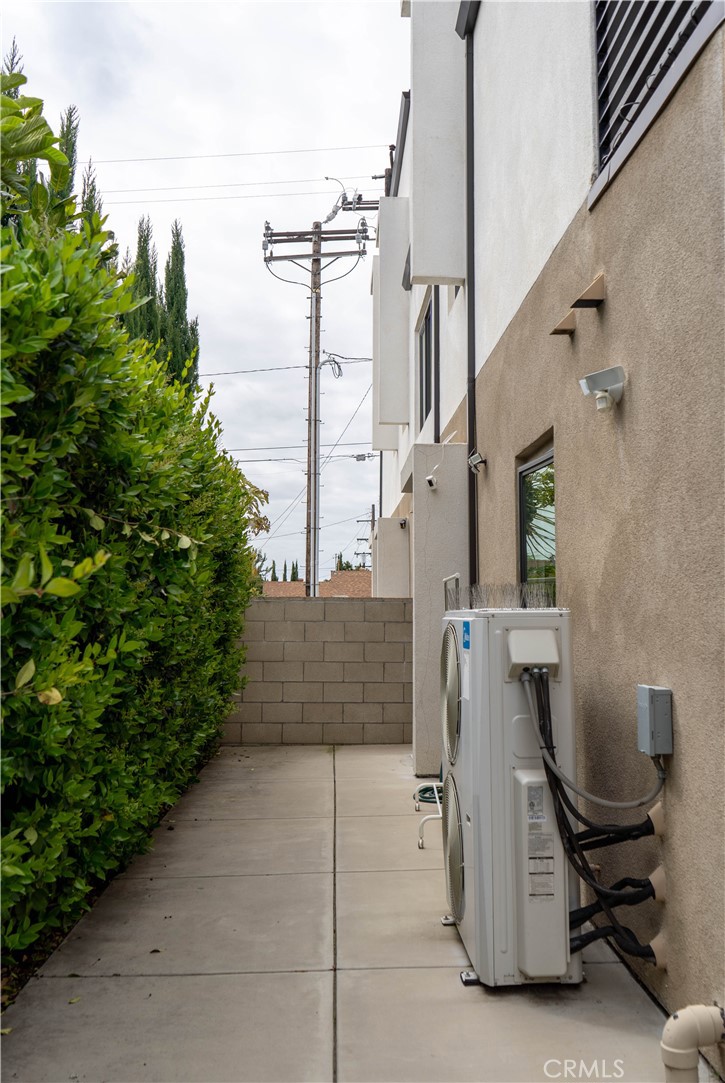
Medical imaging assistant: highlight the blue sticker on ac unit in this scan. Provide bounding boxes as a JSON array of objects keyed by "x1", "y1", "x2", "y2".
[{"x1": 462, "y1": 621, "x2": 470, "y2": 650}]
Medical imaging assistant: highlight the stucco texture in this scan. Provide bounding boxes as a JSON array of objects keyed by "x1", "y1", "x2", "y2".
[{"x1": 471, "y1": 31, "x2": 724, "y2": 1059}]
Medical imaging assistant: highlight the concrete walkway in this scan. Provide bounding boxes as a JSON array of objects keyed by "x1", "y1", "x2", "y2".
[{"x1": 1, "y1": 745, "x2": 680, "y2": 1083}]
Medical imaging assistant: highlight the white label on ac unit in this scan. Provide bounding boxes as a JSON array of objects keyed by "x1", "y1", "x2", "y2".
[
  {"x1": 526, "y1": 785, "x2": 546, "y2": 822},
  {"x1": 528, "y1": 833, "x2": 555, "y2": 858},
  {"x1": 461, "y1": 651, "x2": 470, "y2": 702},
  {"x1": 529, "y1": 873, "x2": 555, "y2": 896},
  {"x1": 528, "y1": 858, "x2": 554, "y2": 874}
]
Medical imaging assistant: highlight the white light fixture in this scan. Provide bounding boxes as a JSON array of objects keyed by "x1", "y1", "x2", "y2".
[
  {"x1": 468, "y1": 449, "x2": 487, "y2": 472},
  {"x1": 579, "y1": 366, "x2": 625, "y2": 412}
]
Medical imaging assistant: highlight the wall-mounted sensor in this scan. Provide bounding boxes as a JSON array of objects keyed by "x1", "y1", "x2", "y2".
[
  {"x1": 425, "y1": 474, "x2": 437, "y2": 490},
  {"x1": 579, "y1": 366, "x2": 625, "y2": 411}
]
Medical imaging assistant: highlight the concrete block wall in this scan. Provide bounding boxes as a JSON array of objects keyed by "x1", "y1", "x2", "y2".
[{"x1": 223, "y1": 597, "x2": 413, "y2": 745}]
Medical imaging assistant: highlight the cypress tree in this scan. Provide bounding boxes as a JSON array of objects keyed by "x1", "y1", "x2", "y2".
[
  {"x1": 122, "y1": 217, "x2": 199, "y2": 388},
  {"x1": 80, "y1": 158, "x2": 103, "y2": 223},
  {"x1": 270, "y1": 561, "x2": 278, "y2": 582},
  {"x1": 163, "y1": 220, "x2": 198, "y2": 386},
  {"x1": 3, "y1": 39, "x2": 23, "y2": 99},
  {"x1": 54, "y1": 104, "x2": 79, "y2": 202},
  {"x1": 283, "y1": 560, "x2": 288, "y2": 582},
  {"x1": 125, "y1": 216, "x2": 161, "y2": 347}
]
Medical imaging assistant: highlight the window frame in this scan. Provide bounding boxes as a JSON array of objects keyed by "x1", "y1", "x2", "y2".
[
  {"x1": 518, "y1": 449, "x2": 556, "y2": 600},
  {"x1": 417, "y1": 299, "x2": 433, "y2": 432}
]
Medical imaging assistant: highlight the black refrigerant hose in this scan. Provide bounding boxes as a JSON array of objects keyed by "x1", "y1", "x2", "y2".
[
  {"x1": 525, "y1": 672, "x2": 647, "y2": 901},
  {"x1": 569, "y1": 878, "x2": 655, "y2": 928},
  {"x1": 521, "y1": 668, "x2": 656, "y2": 964},
  {"x1": 576, "y1": 818, "x2": 655, "y2": 850},
  {"x1": 570, "y1": 924, "x2": 657, "y2": 959}
]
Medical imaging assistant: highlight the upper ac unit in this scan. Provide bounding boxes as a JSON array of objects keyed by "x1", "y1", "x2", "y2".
[{"x1": 440, "y1": 607, "x2": 582, "y2": 987}]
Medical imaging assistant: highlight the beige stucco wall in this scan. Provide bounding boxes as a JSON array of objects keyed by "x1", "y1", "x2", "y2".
[{"x1": 470, "y1": 31, "x2": 724, "y2": 1062}]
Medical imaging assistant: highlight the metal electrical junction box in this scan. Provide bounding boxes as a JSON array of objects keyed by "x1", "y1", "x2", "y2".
[{"x1": 637, "y1": 685, "x2": 673, "y2": 756}]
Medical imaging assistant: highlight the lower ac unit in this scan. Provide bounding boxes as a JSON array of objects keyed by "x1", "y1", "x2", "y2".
[{"x1": 440, "y1": 607, "x2": 582, "y2": 987}]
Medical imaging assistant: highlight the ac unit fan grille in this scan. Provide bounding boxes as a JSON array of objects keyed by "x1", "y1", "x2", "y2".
[
  {"x1": 442, "y1": 771, "x2": 464, "y2": 924},
  {"x1": 441, "y1": 623, "x2": 461, "y2": 765}
]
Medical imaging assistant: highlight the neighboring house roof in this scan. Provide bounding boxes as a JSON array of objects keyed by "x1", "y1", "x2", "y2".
[
  {"x1": 261, "y1": 581, "x2": 306, "y2": 597},
  {"x1": 321, "y1": 570, "x2": 372, "y2": 598},
  {"x1": 261, "y1": 570, "x2": 372, "y2": 598}
]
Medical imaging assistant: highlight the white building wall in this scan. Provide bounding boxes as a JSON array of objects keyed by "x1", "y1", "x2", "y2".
[
  {"x1": 409, "y1": 442, "x2": 469, "y2": 775},
  {"x1": 474, "y1": 1, "x2": 596, "y2": 371},
  {"x1": 372, "y1": 517, "x2": 410, "y2": 597},
  {"x1": 372, "y1": 254, "x2": 399, "y2": 453},
  {"x1": 381, "y1": 445, "x2": 403, "y2": 517},
  {"x1": 409, "y1": 0, "x2": 466, "y2": 285},
  {"x1": 378, "y1": 197, "x2": 410, "y2": 424}
]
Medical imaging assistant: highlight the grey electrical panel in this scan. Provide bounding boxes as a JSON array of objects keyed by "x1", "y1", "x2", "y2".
[{"x1": 637, "y1": 685, "x2": 673, "y2": 756}]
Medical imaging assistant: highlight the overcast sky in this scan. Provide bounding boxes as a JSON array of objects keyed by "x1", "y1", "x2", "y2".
[{"x1": 4, "y1": 1, "x2": 410, "y2": 581}]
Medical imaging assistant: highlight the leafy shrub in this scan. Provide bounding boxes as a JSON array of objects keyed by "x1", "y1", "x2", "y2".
[{"x1": 0, "y1": 74, "x2": 267, "y2": 956}]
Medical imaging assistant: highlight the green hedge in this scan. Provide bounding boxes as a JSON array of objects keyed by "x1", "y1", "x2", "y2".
[{"x1": 0, "y1": 75, "x2": 267, "y2": 957}]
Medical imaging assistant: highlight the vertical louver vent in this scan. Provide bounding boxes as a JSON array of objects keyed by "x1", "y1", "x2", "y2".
[
  {"x1": 596, "y1": 0, "x2": 713, "y2": 168},
  {"x1": 441, "y1": 623, "x2": 461, "y2": 765},
  {"x1": 442, "y1": 772, "x2": 465, "y2": 924}
]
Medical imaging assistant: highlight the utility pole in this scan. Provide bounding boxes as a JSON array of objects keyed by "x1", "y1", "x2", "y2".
[
  {"x1": 262, "y1": 218, "x2": 368, "y2": 597},
  {"x1": 354, "y1": 505, "x2": 376, "y2": 568},
  {"x1": 306, "y1": 223, "x2": 322, "y2": 598}
]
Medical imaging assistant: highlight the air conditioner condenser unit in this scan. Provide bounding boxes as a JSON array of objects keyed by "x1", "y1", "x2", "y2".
[{"x1": 440, "y1": 607, "x2": 582, "y2": 987}]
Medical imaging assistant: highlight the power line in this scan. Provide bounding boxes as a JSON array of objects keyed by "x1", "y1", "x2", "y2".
[
  {"x1": 203, "y1": 363, "x2": 307, "y2": 377},
  {"x1": 199, "y1": 359, "x2": 370, "y2": 377},
  {"x1": 320, "y1": 385, "x2": 372, "y2": 468},
  {"x1": 225, "y1": 442, "x2": 369, "y2": 452},
  {"x1": 321, "y1": 525, "x2": 362, "y2": 572},
  {"x1": 104, "y1": 174, "x2": 376, "y2": 195},
  {"x1": 266, "y1": 512, "x2": 365, "y2": 541},
  {"x1": 106, "y1": 187, "x2": 382, "y2": 207},
  {"x1": 264, "y1": 484, "x2": 306, "y2": 539},
  {"x1": 88, "y1": 143, "x2": 388, "y2": 165},
  {"x1": 323, "y1": 352, "x2": 373, "y2": 362},
  {"x1": 235, "y1": 453, "x2": 371, "y2": 464},
  {"x1": 259, "y1": 384, "x2": 374, "y2": 541}
]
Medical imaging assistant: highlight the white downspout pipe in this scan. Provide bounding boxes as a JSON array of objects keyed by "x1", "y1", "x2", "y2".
[{"x1": 661, "y1": 1004, "x2": 724, "y2": 1081}]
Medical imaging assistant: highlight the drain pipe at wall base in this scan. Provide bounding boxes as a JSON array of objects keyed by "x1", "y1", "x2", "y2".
[{"x1": 661, "y1": 1005, "x2": 725, "y2": 1082}]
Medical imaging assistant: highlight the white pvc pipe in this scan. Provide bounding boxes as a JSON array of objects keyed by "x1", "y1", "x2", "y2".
[{"x1": 661, "y1": 1004, "x2": 724, "y2": 1082}]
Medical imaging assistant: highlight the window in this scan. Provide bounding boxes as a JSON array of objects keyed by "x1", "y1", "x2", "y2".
[
  {"x1": 519, "y1": 453, "x2": 556, "y2": 604},
  {"x1": 418, "y1": 300, "x2": 433, "y2": 430},
  {"x1": 596, "y1": 0, "x2": 714, "y2": 171}
]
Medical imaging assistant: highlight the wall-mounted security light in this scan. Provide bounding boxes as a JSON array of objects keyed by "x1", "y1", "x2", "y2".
[
  {"x1": 572, "y1": 272, "x2": 606, "y2": 308},
  {"x1": 550, "y1": 310, "x2": 577, "y2": 336},
  {"x1": 467, "y1": 449, "x2": 487, "y2": 472},
  {"x1": 579, "y1": 365, "x2": 625, "y2": 412}
]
